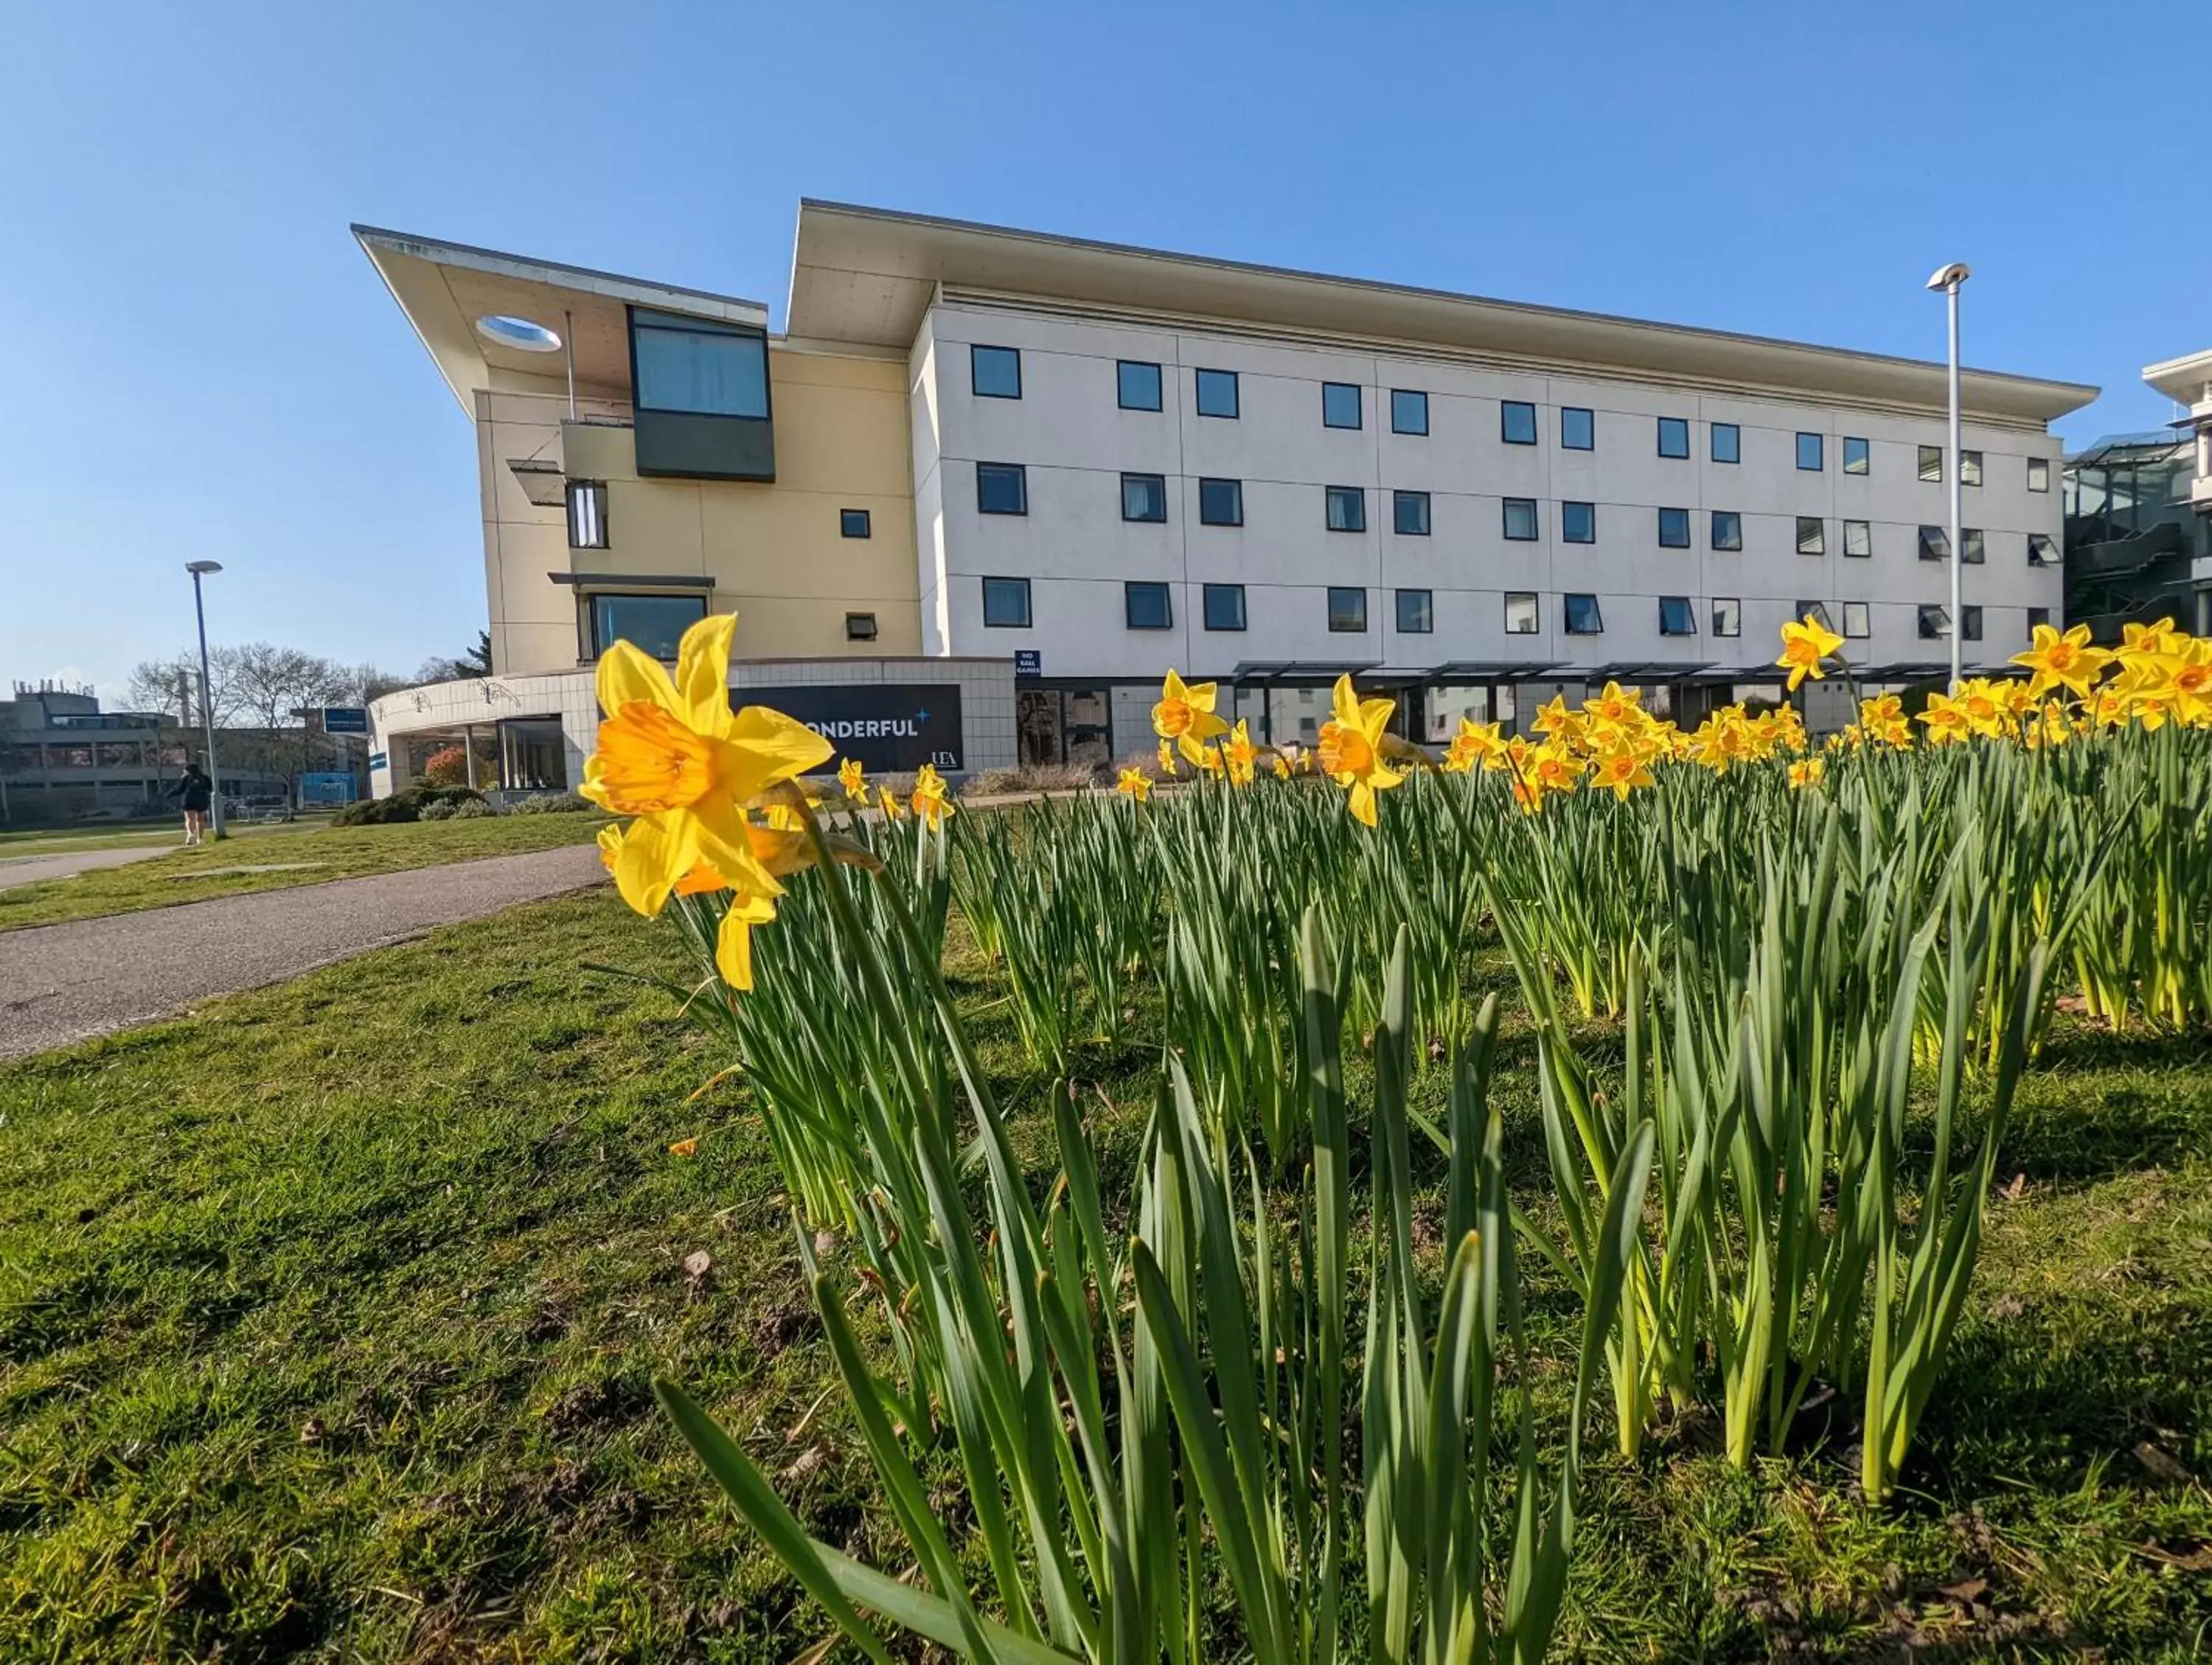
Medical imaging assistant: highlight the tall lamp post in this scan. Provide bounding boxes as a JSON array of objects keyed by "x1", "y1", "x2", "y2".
[
  {"x1": 186, "y1": 560, "x2": 226, "y2": 838},
  {"x1": 1925, "y1": 263, "x2": 1971, "y2": 690}
]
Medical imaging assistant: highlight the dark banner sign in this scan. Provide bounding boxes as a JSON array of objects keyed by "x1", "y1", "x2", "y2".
[{"x1": 740, "y1": 684, "x2": 964, "y2": 773}]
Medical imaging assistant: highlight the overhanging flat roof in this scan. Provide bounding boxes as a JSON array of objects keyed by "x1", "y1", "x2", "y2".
[
  {"x1": 2143, "y1": 347, "x2": 2212, "y2": 407},
  {"x1": 353, "y1": 225, "x2": 768, "y2": 417},
  {"x1": 790, "y1": 201, "x2": 2097, "y2": 425}
]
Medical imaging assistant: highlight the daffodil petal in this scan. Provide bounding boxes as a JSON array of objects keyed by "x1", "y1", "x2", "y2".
[
  {"x1": 723, "y1": 705, "x2": 835, "y2": 796},
  {"x1": 675, "y1": 613, "x2": 740, "y2": 734},
  {"x1": 611, "y1": 814, "x2": 700, "y2": 917},
  {"x1": 597, "y1": 639, "x2": 681, "y2": 721}
]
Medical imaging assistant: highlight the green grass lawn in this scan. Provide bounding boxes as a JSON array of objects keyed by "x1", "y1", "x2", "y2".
[
  {"x1": 1, "y1": 892, "x2": 2208, "y2": 1661},
  {"x1": 0, "y1": 817, "x2": 335, "y2": 858},
  {"x1": 0, "y1": 813, "x2": 610, "y2": 933}
]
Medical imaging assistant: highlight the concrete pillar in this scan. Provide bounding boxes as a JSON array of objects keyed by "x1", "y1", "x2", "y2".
[{"x1": 463, "y1": 724, "x2": 479, "y2": 790}]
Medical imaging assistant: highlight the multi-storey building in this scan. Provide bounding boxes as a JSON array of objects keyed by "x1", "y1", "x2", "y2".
[
  {"x1": 359, "y1": 204, "x2": 2093, "y2": 788},
  {"x1": 0, "y1": 684, "x2": 288, "y2": 823},
  {"x1": 2062, "y1": 348, "x2": 2212, "y2": 642}
]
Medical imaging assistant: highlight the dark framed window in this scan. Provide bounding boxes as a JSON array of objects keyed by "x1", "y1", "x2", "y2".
[
  {"x1": 1325, "y1": 485, "x2": 1366, "y2": 532},
  {"x1": 1117, "y1": 360, "x2": 1163, "y2": 411},
  {"x1": 2028, "y1": 532, "x2": 2058, "y2": 567},
  {"x1": 1124, "y1": 581, "x2": 1172, "y2": 630},
  {"x1": 1843, "y1": 601, "x2": 1871, "y2": 639},
  {"x1": 1796, "y1": 516, "x2": 1826, "y2": 556},
  {"x1": 1195, "y1": 368, "x2": 1239, "y2": 419},
  {"x1": 1917, "y1": 445, "x2": 1943, "y2": 483},
  {"x1": 1658, "y1": 507, "x2": 1691, "y2": 548},
  {"x1": 1203, "y1": 583, "x2": 1247, "y2": 631},
  {"x1": 631, "y1": 309, "x2": 768, "y2": 418},
  {"x1": 1121, "y1": 473, "x2": 1169, "y2": 523},
  {"x1": 1562, "y1": 501, "x2": 1596, "y2": 543},
  {"x1": 1658, "y1": 416, "x2": 1690, "y2": 459},
  {"x1": 1393, "y1": 490, "x2": 1430, "y2": 536},
  {"x1": 1564, "y1": 593, "x2": 1604, "y2": 635},
  {"x1": 977, "y1": 462, "x2": 1028, "y2": 515},
  {"x1": 2028, "y1": 456, "x2": 2051, "y2": 493},
  {"x1": 1199, "y1": 477, "x2": 1245, "y2": 526},
  {"x1": 2027, "y1": 605, "x2": 2051, "y2": 631},
  {"x1": 971, "y1": 344, "x2": 1022, "y2": 399},
  {"x1": 1918, "y1": 524, "x2": 1950, "y2": 561},
  {"x1": 1961, "y1": 527, "x2": 1985, "y2": 565},
  {"x1": 846, "y1": 612, "x2": 878, "y2": 642},
  {"x1": 1843, "y1": 519, "x2": 1871, "y2": 558},
  {"x1": 1795, "y1": 431, "x2": 1825, "y2": 471},
  {"x1": 1711, "y1": 510, "x2": 1742, "y2": 552},
  {"x1": 1322, "y1": 382, "x2": 1363, "y2": 430},
  {"x1": 1561, "y1": 406, "x2": 1594, "y2": 450},
  {"x1": 1501, "y1": 400, "x2": 1538, "y2": 445},
  {"x1": 1327, "y1": 586, "x2": 1368, "y2": 632},
  {"x1": 981, "y1": 576, "x2": 1032, "y2": 628},
  {"x1": 1391, "y1": 389, "x2": 1429, "y2": 435},
  {"x1": 1797, "y1": 600, "x2": 1834, "y2": 632},
  {"x1": 1712, "y1": 597, "x2": 1742, "y2": 638},
  {"x1": 1658, "y1": 595, "x2": 1697, "y2": 636},
  {"x1": 588, "y1": 592, "x2": 706, "y2": 659},
  {"x1": 567, "y1": 479, "x2": 608, "y2": 549},
  {"x1": 1961, "y1": 449, "x2": 1983, "y2": 487},
  {"x1": 839, "y1": 507, "x2": 872, "y2": 539},
  {"x1": 1962, "y1": 605, "x2": 1983, "y2": 641},
  {"x1": 1918, "y1": 604, "x2": 1950, "y2": 639},
  {"x1": 1502, "y1": 498, "x2": 1539, "y2": 540},
  {"x1": 1503, "y1": 592, "x2": 1540, "y2": 634},
  {"x1": 1396, "y1": 588, "x2": 1433, "y2": 633},
  {"x1": 1843, "y1": 436, "x2": 1870, "y2": 475},
  {"x1": 1710, "y1": 422, "x2": 1740, "y2": 464}
]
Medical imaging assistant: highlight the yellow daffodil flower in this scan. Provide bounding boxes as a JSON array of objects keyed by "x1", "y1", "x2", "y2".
[
  {"x1": 1152, "y1": 670, "x2": 1231, "y2": 766},
  {"x1": 1441, "y1": 717, "x2": 1507, "y2": 774},
  {"x1": 1788, "y1": 757, "x2": 1826, "y2": 789},
  {"x1": 1590, "y1": 748, "x2": 1653, "y2": 800},
  {"x1": 1916, "y1": 691, "x2": 1972, "y2": 745},
  {"x1": 1315, "y1": 675, "x2": 1404, "y2": 827},
  {"x1": 582, "y1": 611, "x2": 832, "y2": 919},
  {"x1": 1157, "y1": 739, "x2": 1180, "y2": 778},
  {"x1": 1775, "y1": 613, "x2": 1846, "y2": 692},
  {"x1": 2011, "y1": 623, "x2": 2110, "y2": 702},
  {"x1": 1224, "y1": 718, "x2": 1257, "y2": 786},
  {"x1": 838, "y1": 757, "x2": 866, "y2": 802},
  {"x1": 878, "y1": 785, "x2": 907, "y2": 820},
  {"x1": 1116, "y1": 766, "x2": 1152, "y2": 802},
  {"x1": 911, "y1": 762, "x2": 954, "y2": 828}
]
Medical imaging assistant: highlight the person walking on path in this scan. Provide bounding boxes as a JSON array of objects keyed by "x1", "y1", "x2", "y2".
[{"x1": 167, "y1": 762, "x2": 215, "y2": 846}]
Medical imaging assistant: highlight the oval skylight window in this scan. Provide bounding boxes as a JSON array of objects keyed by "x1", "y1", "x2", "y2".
[{"x1": 475, "y1": 313, "x2": 563, "y2": 353}]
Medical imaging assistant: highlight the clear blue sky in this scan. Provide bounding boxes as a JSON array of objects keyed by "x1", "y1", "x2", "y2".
[{"x1": 4, "y1": 0, "x2": 2205, "y2": 703}]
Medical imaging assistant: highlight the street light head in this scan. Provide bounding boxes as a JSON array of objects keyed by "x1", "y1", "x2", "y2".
[
  {"x1": 185, "y1": 560, "x2": 224, "y2": 575},
  {"x1": 1924, "y1": 262, "x2": 1971, "y2": 292}
]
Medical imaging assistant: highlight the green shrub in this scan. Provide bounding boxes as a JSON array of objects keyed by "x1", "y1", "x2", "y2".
[
  {"x1": 451, "y1": 799, "x2": 494, "y2": 818},
  {"x1": 509, "y1": 791, "x2": 593, "y2": 814},
  {"x1": 417, "y1": 799, "x2": 459, "y2": 821},
  {"x1": 331, "y1": 796, "x2": 417, "y2": 827}
]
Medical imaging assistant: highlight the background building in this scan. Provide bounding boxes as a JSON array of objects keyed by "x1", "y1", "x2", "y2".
[
  {"x1": 0, "y1": 684, "x2": 291, "y2": 824},
  {"x1": 361, "y1": 204, "x2": 2095, "y2": 788},
  {"x1": 2063, "y1": 349, "x2": 2212, "y2": 641}
]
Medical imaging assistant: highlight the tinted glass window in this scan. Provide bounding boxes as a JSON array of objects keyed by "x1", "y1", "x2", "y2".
[
  {"x1": 1322, "y1": 382, "x2": 1363, "y2": 429},
  {"x1": 1961, "y1": 527, "x2": 1985, "y2": 564},
  {"x1": 1711, "y1": 510, "x2": 1742, "y2": 551},
  {"x1": 1117, "y1": 360, "x2": 1163, "y2": 411},
  {"x1": 591, "y1": 593, "x2": 706, "y2": 659},
  {"x1": 1658, "y1": 417, "x2": 1690, "y2": 458},
  {"x1": 1918, "y1": 445, "x2": 1943, "y2": 483},
  {"x1": 1796, "y1": 431, "x2": 1824, "y2": 471},
  {"x1": 1561, "y1": 406, "x2": 1594, "y2": 450},
  {"x1": 1327, "y1": 586, "x2": 1368, "y2": 631},
  {"x1": 1325, "y1": 485, "x2": 1366, "y2": 532},
  {"x1": 971, "y1": 345, "x2": 1022, "y2": 399},
  {"x1": 1919, "y1": 605, "x2": 1948, "y2": 639},
  {"x1": 632, "y1": 310, "x2": 768, "y2": 417},
  {"x1": 840, "y1": 508, "x2": 871, "y2": 539},
  {"x1": 1843, "y1": 436, "x2": 1870, "y2": 474},
  {"x1": 981, "y1": 577, "x2": 1032, "y2": 627},
  {"x1": 1564, "y1": 593, "x2": 1604, "y2": 634},
  {"x1": 1125, "y1": 582, "x2": 1172, "y2": 630},
  {"x1": 1562, "y1": 501, "x2": 1595, "y2": 543},
  {"x1": 1710, "y1": 423, "x2": 1739, "y2": 464},
  {"x1": 1843, "y1": 519, "x2": 1871, "y2": 557},
  {"x1": 1203, "y1": 583, "x2": 1247, "y2": 630},
  {"x1": 1503, "y1": 593, "x2": 1539, "y2": 633},
  {"x1": 1501, "y1": 401, "x2": 1538, "y2": 445},
  {"x1": 1121, "y1": 473, "x2": 1168, "y2": 523},
  {"x1": 1396, "y1": 588, "x2": 1433, "y2": 633},
  {"x1": 1961, "y1": 450, "x2": 1983, "y2": 487},
  {"x1": 1962, "y1": 605, "x2": 1983, "y2": 641},
  {"x1": 1843, "y1": 601, "x2": 1870, "y2": 638},
  {"x1": 1658, "y1": 507, "x2": 1691, "y2": 547},
  {"x1": 1199, "y1": 478, "x2": 1244, "y2": 526},
  {"x1": 1195, "y1": 369, "x2": 1239, "y2": 418},
  {"x1": 1502, "y1": 498, "x2": 1539, "y2": 540},
  {"x1": 1658, "y1": 596, "x2": 1696, "y2": 635},
  {"x1": 1918, "y1": 524, "x2": 1950, "y2": 560},
  {"x1": 1391, "y1": 389, "x2": 1428, "y2": 435},
  {"x1": 1712, "y1": 597, "x2": 1742, "y2": 637},
  {"x1": 1797, "y1": 517, "x2": 1825, "y2": 556},
  {"x1": 1393, "y1": 490, "x2": 1430, "y2": 536},
  {"x1": 2028, "y1": 456, "x2": 2050, "y2": 491},
  {"x1": 977, "y1": 462, "x2": 1028, "y2": 515}
]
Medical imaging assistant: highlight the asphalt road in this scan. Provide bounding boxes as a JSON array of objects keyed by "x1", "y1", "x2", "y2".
[
  {"x1": 0, "y1": 844, "x2": 607, "y2": 1059},
  {"x1": 0, "y1": 845, "x2": 170, "y2": 892}
]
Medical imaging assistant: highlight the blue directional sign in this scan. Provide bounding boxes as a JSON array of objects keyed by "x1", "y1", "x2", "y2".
[{"x1": 322, "y1": 706, "x2": 370, "y2": 734}]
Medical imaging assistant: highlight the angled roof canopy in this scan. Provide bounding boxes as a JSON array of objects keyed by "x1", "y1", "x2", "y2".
[{"x1": 789, "y1": 201, "x2": 2096, "y2": 425}]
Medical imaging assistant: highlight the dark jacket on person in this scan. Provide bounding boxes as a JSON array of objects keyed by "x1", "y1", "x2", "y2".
[{"x1": 169, "y1": 768, "x2": 214, "y2": 813}]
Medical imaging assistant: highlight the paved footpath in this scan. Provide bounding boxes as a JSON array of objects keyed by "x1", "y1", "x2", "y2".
[
  {"x1": 0, "y1": 845, "x2": 606, "y2": 1060},
  {"x1": 0, "y1": 844, "x2": 170, "y2": 892}
]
